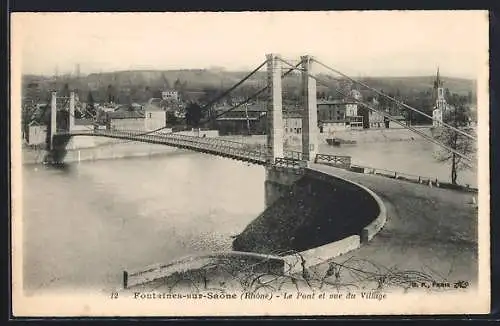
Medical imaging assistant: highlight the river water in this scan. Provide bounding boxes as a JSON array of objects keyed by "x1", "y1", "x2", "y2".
[
  {"x1": 317, "y1": 141, "x2": 478, "y2": 187},
  {"x1": 21, "y1": 139, "x2": 477, "y2": 295},
  {"x1": 22, "y1": 150, "x2": 266, "y2": 295}
]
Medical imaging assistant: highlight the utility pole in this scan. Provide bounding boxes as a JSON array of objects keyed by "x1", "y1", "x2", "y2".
[{"x1": 245, "y1": 104, "x2": 250, "y2": 135}]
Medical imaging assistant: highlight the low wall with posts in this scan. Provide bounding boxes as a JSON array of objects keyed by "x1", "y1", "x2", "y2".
[
  {"x1": 313, "y1": 153, "x2": 477, "y2": 193},
  {"x1": 304, "y1": 167, "x2": 387, "y2": 244},
  {"x1": 123, "y1": 251, "x2": 285, "y2": 289},
  {"x1": 264, "y1": 165, "x2": 387, "y2": 274},
  {"x1": 349, "y1": 164, "x2": 478, "y2": 193},
  {"x1": 234, "y1": 163, "x2": 386, "y2": 270}
]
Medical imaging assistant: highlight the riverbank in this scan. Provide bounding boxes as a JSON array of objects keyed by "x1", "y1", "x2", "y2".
[
  {"x1": 232, "y1": 173, "x2": 379, "y2": 254},
  {"x1": 222, "y1": 127, "x2": 433, "y2": 147},
  {"x1": 232, "y1": 162, "x2": 477, "y2": 288},
  {"x1": 22, "y1": 142, "x2": 185, "y2": 165},
  {"x1": 21, "y1": 129, "x2": 220, "y2": 165},
  {"x1": 321, "y1": 126, "x2": 433, "y2": 143},
  {"x1": 308, "y1": 163, "x2": 478, "y2": 289},
  {"x1": 123, "y1": 161, "x2": 478, "y2": 295}
]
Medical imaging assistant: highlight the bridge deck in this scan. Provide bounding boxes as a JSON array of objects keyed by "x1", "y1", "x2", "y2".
[
  {"x1": 57, "y1": 130, "x2": 306, "y2": 167},
  {"x1": 61, "y1": 130, "x2": 269, "y2": 165}
]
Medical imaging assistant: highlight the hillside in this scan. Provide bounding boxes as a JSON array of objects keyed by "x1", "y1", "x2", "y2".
[
  {"x1": 357, "y1": 76, "x2": 476, "y2": 97},
  {"x1": 22, "y1": 69, "x2": 476, "y2": 104}
]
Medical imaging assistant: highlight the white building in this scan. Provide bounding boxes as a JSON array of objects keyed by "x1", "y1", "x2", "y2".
[
  {"x1": 144, "y1": 99, "x2": 167, "y2": 131},
  {"x1": 161, "y1": 90, "x2": 179, "y2": 101},
  {"x1": 368, "y1": 98, "x2": 385, "y2": 128},
  {"x1": 345, "y1": 89, "x2": 362, "y2": 117},
  {"x1": 144, "y1": 108, "x2": 166, "y2": 131},
  {"x1": 27, "y1": 125, "x2": 47, "y2": 145},
  {"x1": 321, "y1": 121, "x2": 347, "y2": 134},
  {"x1": 283, "y1": 111, "x2": 302, "y2": 135}
]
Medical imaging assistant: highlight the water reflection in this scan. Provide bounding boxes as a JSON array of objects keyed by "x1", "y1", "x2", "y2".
[{"x1": 22, "y1": 152, "x2": 265, "y2": 294}]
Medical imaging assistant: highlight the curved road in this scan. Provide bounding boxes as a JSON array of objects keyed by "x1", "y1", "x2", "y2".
[{"x1": 308, "y1": 163, "x2": 478, "y2": 290}]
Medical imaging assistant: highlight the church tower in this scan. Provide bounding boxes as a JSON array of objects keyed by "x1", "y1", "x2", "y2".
[{"x1": 432, "y1": 67, "x2": 446, "y2": 127}]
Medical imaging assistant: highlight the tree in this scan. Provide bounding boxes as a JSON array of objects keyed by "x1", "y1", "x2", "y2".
[
  {"x1": 107, "y1": 84, "x2": 116, "y2": 103},
  {"x1": 185, "y1": 102, "x2": 203, "y2": 128},
  {"x1": 445, "y1": 88, "x2": 451, "y2": 101},
  {"x1": 161, "y1": 73, "x2": 170, "y2": 89},
  {"x1": 201, "y1": 87, "x2": 219, "y2": 105},
  {"x1": 174, "y1": 78, "x2": 182, "y2": 91},
  {"x1": 86, "y1": 91, "x2": 96, "y2": 118},
  {"x1": 61, "y1": 83, "x2": 70, "y2": 98},
  {"x1": 434, "y1": 94, "x2": 475, "y2": 185}
]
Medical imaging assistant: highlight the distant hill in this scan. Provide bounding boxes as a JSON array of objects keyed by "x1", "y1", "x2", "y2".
[
  {"x1": 356, "y1": 75, "x2": 476, "y2": 97},
  {"x1": 21, "y1": 69, "x2": 476, "y2": 104}
]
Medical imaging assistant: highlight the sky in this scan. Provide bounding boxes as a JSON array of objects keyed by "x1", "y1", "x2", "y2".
[{"x1": 12, "y1": 11, "x2": 488, "y2": 78}]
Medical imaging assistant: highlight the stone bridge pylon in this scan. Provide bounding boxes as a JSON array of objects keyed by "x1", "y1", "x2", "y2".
[
  {"x1": 48, "y1": 90, "x2": 76, "y2": 150},
  {"x1": 264, "y1": 53, "x2": 319, "y2": 207}
]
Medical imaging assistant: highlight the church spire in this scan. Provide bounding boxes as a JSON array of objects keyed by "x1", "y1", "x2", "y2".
[{"x1": 435, "y1": 66, "x2": 443, "y2": 88}]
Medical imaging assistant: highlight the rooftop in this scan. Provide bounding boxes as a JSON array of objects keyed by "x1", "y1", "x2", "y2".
[{"x1": 216, "y1": 102, "x2": 267, "y2": 113}]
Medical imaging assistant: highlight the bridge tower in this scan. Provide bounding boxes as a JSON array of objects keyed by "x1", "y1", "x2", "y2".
[
  {"x1": 49, "y1": 91, "x2": 57, "y2": 150},
  {"x1": 264, "y1": 54, "x2": 302, "y2": 207},
  {"x1": 300, "y1": 55, "x2": 319, "y2": 163},
  {"x1": 49, "y1": 91, "x2": 76, "y2": 150},
  {"x1": 265, "y1": 53, "x2": 284, "y2": 164}
]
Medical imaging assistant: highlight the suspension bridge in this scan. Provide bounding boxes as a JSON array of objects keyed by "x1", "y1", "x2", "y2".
[
  {"x1": 29, "y1": 53, "x2": 480, "y2": 292},
  {"x1": 44, "y1": 53, "x2": 475, "y2": 172}
]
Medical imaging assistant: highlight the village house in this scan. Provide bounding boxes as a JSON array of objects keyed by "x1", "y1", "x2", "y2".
[
  {"x1": 106, "y1": 110, "x2": 145, "y2": 130},
  {"x1": 144, "y1": 98, "x2": 167, "y2": 131},
  {"x1": 161, "y1": 90, "x2": 179, "y2": 102},
  {"x1": 214, "y1": 102, "x2": 267, "y2": 135},
  {"x1": 283, "y1": 110, "x2": 302, "y2": 135},
  {"x1": 317, "y1": 99, "x2": 349, "y2": 133}
]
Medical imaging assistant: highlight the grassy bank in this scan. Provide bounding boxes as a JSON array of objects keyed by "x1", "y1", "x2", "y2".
[{"x1": 232, "y1": 175, "x2": 379, "y2": 254}]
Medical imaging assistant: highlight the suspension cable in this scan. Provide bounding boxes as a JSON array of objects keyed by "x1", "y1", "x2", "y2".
[
  {"x1": 126, "y1": 60, "x2": 268, "y2": 137},
  {"x1": 199, "y1": 60, "x2": 268, "y2": 111},
  {"x1": 55, "y1": 60, "x2": 269, "y2": 138},
  {"x1": 313, "y1": 58, "x2": 477, "y2": 141},
  {"x1": 278, "y1": 57, "x2": 474, "y2": 165},
  {"x1": 198, "y1": 60, "x2": 303, "y2": 126}
]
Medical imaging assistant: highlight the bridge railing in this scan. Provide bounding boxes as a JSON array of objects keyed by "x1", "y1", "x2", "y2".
[
  {"x1": 127, "y1": 130, "x2": 267, "y2": 163},
  {"x1": 284, "y1": 150, "x2": 303, "y2": 160},
  {"x1": 81, "y1": 129, "x2": 252, "y2": 148},
  {"x1": 314, "y1": 153, "x2": 352, "y2": 169},
  {"x1": 273, "y1": 157, "x2": 307, "y2": 173},
  {"x1": 65, "y1": 129, "x2": 305, "y2": 166}
]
